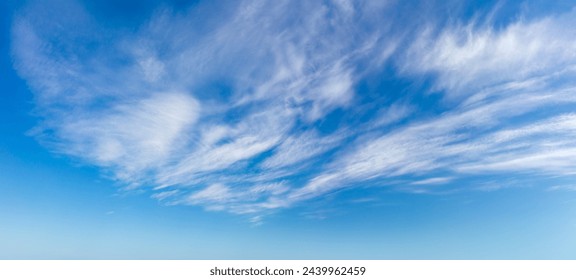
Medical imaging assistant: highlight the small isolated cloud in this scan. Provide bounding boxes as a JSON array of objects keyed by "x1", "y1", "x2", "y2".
[
  {"x1": 548, "y1": 185, "x2": 576, "y2": 192},
  {"x1": 11, "y1": 0, "x2": 576, "y2": 220},
  {"x1": 411, "y1": 177, "x2": 454, "y2": 185}
]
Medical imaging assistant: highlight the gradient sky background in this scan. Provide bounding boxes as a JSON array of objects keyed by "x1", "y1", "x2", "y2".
[{"x1": 2, "y1": 0, "x2": 576, "y2": 259}]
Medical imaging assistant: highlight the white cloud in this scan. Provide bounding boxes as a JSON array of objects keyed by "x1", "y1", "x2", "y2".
[
  {"x1": 54, "y1": 92, "x2": 199, "y2": 184},
  {"x1": 151, "y1": 190, "x2": 180, "y2": 201},
  {"x1": 188, "y1": 183, "x2": 233, "y2": 204},
  {"x1": 371, "y1": 102, "x2": 413, "y2": 128},
  {"x1": 11, "y1": 0, "x2": 576, "y2": 220},
  {"x1": 261, "y1": 130, "x2": 343, "y2": 170},
  {"x1": 411, "y1": 177, "x2": 454, "y2": 185},
  {"x1": 548, "y1": 185, "x2": 576, "y2": 192},
  {"x1": 402, "y1": 9, "x2": 576, "y2": 99},
  {"x1": 138, "y1": 56, "x2": 166, "y2": 83},
  {"x1": 283, "y1": 91, "x2": 576, "y2": 202}
]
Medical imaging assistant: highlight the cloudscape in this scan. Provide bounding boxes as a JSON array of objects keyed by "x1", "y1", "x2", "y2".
[{"x1": 2, "y1": 0, "x2": 576, "y2": 259}]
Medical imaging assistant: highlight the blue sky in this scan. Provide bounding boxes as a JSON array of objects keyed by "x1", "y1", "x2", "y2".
[{"x1": 2, "y1": 0, "x2": 576, "y2": 259}]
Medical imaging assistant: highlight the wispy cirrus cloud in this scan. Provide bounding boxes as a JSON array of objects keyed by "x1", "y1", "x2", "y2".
[
  {"x1": 11, "y1": 0, "x2": 576, "y2": 219},
  {"x1": 402, "y1": 8, "x2": 576, "y2": 99},
  {"x1": 412, "y1": 177, "x2": 454, "y2": 186}
]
